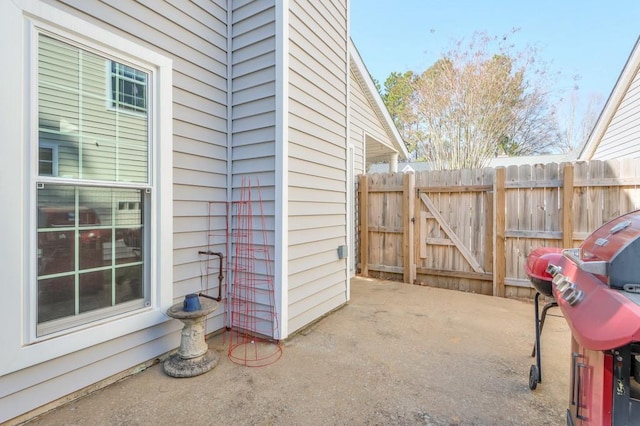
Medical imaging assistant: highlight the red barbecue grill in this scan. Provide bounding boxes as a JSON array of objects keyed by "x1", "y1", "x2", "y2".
[
  {"x1": 524, "y1": 247, "x2": 563, "y2": 390},
  {"x1": 541, "y1": 210, "x2": 640, "y2": 425}
]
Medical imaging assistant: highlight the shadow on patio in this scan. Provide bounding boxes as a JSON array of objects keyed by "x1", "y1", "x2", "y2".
[{"x1": 24, "y1": 277, "x2": 570, "y2": 425}]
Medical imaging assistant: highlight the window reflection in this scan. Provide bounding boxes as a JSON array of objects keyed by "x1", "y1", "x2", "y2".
[{"x1": 37, "y1": 185, "x2": 145, "y2": 328}]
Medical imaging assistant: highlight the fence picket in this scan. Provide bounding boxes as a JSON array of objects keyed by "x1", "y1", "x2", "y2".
[{"x1": 359, "y1": 160, "x2": 640, "y2": 297}]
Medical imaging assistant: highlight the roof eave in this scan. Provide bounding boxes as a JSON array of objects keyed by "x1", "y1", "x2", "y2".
[
  {"x1": 578, "y1": 36, "x2": 640, "y2": 160},
  {"x1": 348, "y1": 38, "x2": 410, "y2": 160}
]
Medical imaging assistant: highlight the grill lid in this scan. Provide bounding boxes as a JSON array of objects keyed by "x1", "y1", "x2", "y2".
[
  {"x1": 524, "y1": 247, "x2": 563, "y2": 297},
  {"x1": 572, "y1": 209, "x2": 640, "y2": 289}
]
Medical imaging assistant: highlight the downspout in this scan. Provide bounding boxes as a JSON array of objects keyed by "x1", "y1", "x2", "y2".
[
  {"x1": 224, "y1": 0, "x2": 233, "y2": 320},
  {"x1": 197, "y1": 1, "x2": 233, "y2": 311}
]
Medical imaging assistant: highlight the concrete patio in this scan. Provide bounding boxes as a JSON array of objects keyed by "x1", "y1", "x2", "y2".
[{"x1": 21, "y1": 277, "x2": 570, "y2": 425}]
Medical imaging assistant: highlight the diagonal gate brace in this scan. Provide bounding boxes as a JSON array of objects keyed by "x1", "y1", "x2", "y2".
[{"x1": 419, "y1": 193, "x2": 484, "y2": 273}]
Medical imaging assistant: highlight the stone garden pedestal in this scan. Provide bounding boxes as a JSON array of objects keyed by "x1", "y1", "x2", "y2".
[{"x1": 163, "y1": 296, "x2": 219, "y2": 378}]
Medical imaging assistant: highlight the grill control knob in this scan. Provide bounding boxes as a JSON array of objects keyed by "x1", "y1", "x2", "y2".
[
  {"x1": 553, "y1": 274, "x2": 571, "y2": 292},
  {"x1": 558, "y1": 280, "x2": 573, "y2": 293},
  {"x1": 561, "y1": 282, "x2": 576, "y2": 297},
  {"x1": 552, "y1": 274, "x2": 566, "y2": 286},
  {"x1": 546, "y1": 264, "x2": 562, "y2": 276},
  {"x1": 564, "y1": 288, "x2": 584, "y2": 306}
]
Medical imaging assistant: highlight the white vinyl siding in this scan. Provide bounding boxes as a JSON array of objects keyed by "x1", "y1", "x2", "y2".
[
  {"x1": 349, "y1": 73, "x2": 397, "y2": 165},
  {"x1": 287, "y1": 0, "x2": 348, "y2": 334},
  {"x1": 0, "y1": 0, "x2": 219, "y2": 421},
  {"x1": 231, "y1": 0, "x2": 277, "y2": 183},
  {"x1": 350, "y1": 65, "x2": 393, "y2": 174},
  {"x1": 229, "y1": 0, "x2": 278, "y2": 337},
  {"x1": 592, "y1": 72, "x2": 640, "y2": 159}
]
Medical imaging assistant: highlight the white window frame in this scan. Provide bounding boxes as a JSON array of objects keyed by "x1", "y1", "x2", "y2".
[{"x1": 0, "y1": 1, "x2": 173, "y2": 375}]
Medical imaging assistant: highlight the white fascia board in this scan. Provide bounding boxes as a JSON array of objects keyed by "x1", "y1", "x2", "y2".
[
  {"x1": 348, "y1": 38, "x2": 410, "y2": 160},
  {"x1": 578, "y1": 36, "x2": 640, "y2": 160}
]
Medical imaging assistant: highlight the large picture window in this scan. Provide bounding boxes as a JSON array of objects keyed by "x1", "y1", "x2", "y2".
[{"x1": 37, "y1": 34, "x2": 151, "y2": 336}]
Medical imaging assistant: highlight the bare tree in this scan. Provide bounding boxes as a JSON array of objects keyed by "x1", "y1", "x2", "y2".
[
  {"x1": 555, "y1": 90, "x2": 603, "y2": 154},
  {"x1": 387, "y1": 31, "x2": 562, "y2": 170}
]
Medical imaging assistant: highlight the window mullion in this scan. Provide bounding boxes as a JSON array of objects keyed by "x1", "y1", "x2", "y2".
[
  {"x1": 74, "y1": 187, "x2": 80, "y2": 315},
  {"x1": 111, "y1": 190, "x2": 116, "y2": 306},
  {"x1": 78, "y1": 49, "x2": 84, "y2": 180},
  {"x1": 115, "y1": 98, "x2": 120, "y2": 182}
]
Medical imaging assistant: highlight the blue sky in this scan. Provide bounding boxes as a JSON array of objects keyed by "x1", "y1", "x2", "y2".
[{"x1": 350, "y1": 0, "x2": 640, "y2": 101}]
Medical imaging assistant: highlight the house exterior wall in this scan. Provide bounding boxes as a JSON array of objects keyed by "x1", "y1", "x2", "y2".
[
  {"x1": 229, "y1": 0, "x2": 280, "y2": 337},
  {"x1": 286, "y1": 0, "x2": 349, "y2": 334},
  {"x1": 590, "y1": 70, "x2": 640, "y2": 159},
  {"x1": 0, "y1": 0, "x2": 227, "y2": 422},
  {"x1": 348, "y1": 65, "x2": 379, "y2": 275},
  {"x1": 350, "y1": 66, "x2": 395, "y2": 170},
  {"x1": 0, "y1": 0, "x2": 402, "y2": 421},
  {"x1": 350, "y1": 65, "x2": 389, "y2": 174}
]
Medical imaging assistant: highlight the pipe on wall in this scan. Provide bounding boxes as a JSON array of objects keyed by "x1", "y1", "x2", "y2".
[{"x1": 198, "y1": 250, "x2": 224, "y2": 302}]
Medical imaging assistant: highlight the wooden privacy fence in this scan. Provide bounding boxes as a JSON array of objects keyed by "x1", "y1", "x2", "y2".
[{"x1": 358, "y1": 159, "x2": 640, "y2": 298}]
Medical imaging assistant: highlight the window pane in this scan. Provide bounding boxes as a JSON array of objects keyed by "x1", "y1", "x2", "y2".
[
  {"x1": 115, "y1": 265, "x2": 143, "y2": 304},
  {"x1": 38, "y1": 34, "x2": 148, "y2": 183},
  {"x1": 77, "y1": 187, "x2": 112, "y2": 227},
  {"x1": 38, "y1": 275, "x2": 75, "y2": 323},
  {"x1": 39, "y1": 147, "x2": 52, "y2": 161},
  {"x1": 37, "y1": 184, "x2": 147, "y2": 334},
  {"x1": 79, "y1": 228, "x2": 111, "y2": 269},
  {"x1": 39, "y1": 147, "x2": 54, "y2": 175},
  {"x1": 111, "y1": 62, "x2": 147, "y2": 113},
  {"x1": 38, "y1": 230, "x2": 75, "y2": 274},
  {"x1": 39, "y1": 162, "x2": 54, "y2": 176},
  {"x1": 113, "y1": 227, "x2": 143, "y2": 265},
  {"x1": 79, "y1": 270, "x2": 111, "y2": 313}
]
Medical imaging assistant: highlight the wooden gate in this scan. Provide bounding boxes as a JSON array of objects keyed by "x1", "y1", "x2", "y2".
[
  {"x1": 358, "y1": 168, "x2": 496, "y2": 295},
  {"x1": 413, "y1": 169, "x2": 495, "y2": 295}
]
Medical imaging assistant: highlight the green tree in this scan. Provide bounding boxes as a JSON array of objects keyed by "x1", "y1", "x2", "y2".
[{"x1": 381, "y1": 71, "x2": 423, "y2": 155}]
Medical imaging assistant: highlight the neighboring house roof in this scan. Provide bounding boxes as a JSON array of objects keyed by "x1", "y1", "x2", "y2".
[
  {"x1": 368, "y1": 153, "x2": 572, "y2": 174},
  {"x1": 487, "y1": 153, "x2": 571, "y2": 167},
  {"x1": 401, "y1": 164, "x2": 415, "y2": 173},
  {"x1": 349, "y1": 39, "x2": 410, "y2": 161},
  {"x1": 578, "y1": 36, "x2": 640, "y2": 160},
  {"x1": 369, "y1": 161, "x2": 428, "y2": 174}
]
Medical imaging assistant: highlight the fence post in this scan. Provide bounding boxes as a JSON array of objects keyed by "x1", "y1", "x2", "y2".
[
  {"x1": 563, "y1": 163, "x2": 574, "y2": 248},
  {"x1": 358, "y1": 174, "x2": 369, "y2": 277},
  {"x1": 403, "y1": 173, "x2": 415, "y2": 283},
  {"x1": 484, "y1": 190, "x2": 494, "y2": 274},
  {"x1": 493, "y1": 167, "x2": 506, "y2": 297}
]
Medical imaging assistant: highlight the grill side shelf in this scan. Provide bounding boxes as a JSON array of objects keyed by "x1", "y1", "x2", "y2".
[{"x1": 563, "y1": 248, "x2": 608, "y2": 276}]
